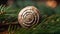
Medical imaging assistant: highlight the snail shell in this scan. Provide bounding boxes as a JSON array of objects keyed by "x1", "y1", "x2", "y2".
[{"x1": 18, "y1": 6, "x2": 41, "y2": 28}]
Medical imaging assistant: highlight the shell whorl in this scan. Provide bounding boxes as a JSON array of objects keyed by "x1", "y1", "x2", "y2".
[{"x1": 18, "y1": 6, "x2": 41, "y2": 28}]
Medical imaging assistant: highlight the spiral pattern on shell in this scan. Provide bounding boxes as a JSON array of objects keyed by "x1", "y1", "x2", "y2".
[{"x1": 18, "y1": 6, "x2": 41, "y2": 28}]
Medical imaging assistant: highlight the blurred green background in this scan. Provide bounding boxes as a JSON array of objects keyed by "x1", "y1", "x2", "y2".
[{"x1": 0, "y1": 0, "x2": 60, "y2": 34}]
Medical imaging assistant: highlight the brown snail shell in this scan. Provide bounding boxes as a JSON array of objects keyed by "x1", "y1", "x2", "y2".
[{"x1": 18, "y1": 6, "x2": 41, "y2": 28}]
